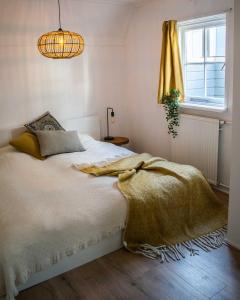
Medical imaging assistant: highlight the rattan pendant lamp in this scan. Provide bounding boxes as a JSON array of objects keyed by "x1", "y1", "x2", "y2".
[{"x1": 37, "y1": 0, "x2": 84, "y2": 59}]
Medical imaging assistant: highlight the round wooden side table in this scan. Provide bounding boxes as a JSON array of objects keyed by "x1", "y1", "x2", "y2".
[{"x1": 105, "y1": 137, "x2": 129, "y2": 146}]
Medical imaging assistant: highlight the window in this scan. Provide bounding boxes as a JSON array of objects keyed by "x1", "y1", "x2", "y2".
[{"x1": 178, "y1": 14, "x2": 228, "y2": 111}]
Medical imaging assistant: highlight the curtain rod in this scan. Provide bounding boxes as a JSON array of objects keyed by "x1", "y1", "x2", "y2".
[{"x1": 178, "y1": 8, "x2": 233, "y2": 23}]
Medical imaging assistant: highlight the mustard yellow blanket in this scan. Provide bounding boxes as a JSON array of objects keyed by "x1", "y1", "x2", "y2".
[{"x1": 78, "y1": 153, "x2": 228, "y2": 261}]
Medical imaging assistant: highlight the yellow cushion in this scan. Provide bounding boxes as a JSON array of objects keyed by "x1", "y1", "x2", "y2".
[{"x1": 10, "y1": 132, "x2": 45, "y2": 160}]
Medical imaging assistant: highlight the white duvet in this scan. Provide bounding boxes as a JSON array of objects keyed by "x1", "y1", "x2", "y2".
[{"x1": 0, "y1": 135, "x2": 133, "y2": 300}]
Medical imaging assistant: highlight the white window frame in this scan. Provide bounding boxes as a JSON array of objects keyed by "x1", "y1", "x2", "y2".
[{"x1": 178, "y1": 13, "x2": 231, "y2": 113}]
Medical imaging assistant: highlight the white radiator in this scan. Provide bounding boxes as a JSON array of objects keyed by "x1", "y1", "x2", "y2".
[{"x1": 171, "y1": 114, "x2": 220, "y2": 185}]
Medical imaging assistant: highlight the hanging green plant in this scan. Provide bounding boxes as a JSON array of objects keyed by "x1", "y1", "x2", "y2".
[{"x1": 162, "y1": 89, "x2": 181, "y2": 138}]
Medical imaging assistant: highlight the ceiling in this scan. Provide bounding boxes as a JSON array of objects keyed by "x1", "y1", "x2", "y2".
[
  {"x1": 82, "y1": 0, "x2": 151, "y2": 7},
  {"x1": 0, "y1": 0, "x2": 149, "y2": 46}
]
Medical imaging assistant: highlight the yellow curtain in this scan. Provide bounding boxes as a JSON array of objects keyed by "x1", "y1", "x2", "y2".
[{"x1": 157, "y1": 20, "x2": 184, "y2": 103}]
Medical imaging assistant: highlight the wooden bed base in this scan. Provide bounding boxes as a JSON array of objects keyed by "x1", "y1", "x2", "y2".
[{"x1": 18, "y1": 231, "x2": 123, "y2": 292}]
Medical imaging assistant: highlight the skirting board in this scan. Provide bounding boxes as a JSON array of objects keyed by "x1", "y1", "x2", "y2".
[
  {"x1": 211, "y1": 183, "x2": 229, "y2": 194},
  {"x1": 227, "y1": 240, "x2": 240, "y2": 251},
  {"x1": 18, "y1": 231, "x2": 122, "y2": 292},
  {"x1": 216, "y1": 184, "x2": 230, "y2": 194}
]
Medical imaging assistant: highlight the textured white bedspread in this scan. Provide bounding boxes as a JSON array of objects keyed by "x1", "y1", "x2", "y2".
[{"x1": 0, "y1": 135, "x2": 132, "y2": 300}]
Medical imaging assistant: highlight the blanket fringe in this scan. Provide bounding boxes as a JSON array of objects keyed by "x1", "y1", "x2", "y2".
[{"x1": 134, "y1": 226, "x2": 227, "y2": 263}]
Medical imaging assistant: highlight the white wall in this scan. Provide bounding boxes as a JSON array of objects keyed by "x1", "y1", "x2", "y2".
[
  {"x1": 0, "y1": 0, "x2": 234, "y2": 188},
  {"x1": 228, "y1": 0, "x2": 240, "y2": 249},
  {"x1": 0, "y1": 0, "x2": 135, "y2": 138},
  {"x1": 0, "y1": 0, "x2": 238, "y2": 244},
  {"x1": 125, "y1": 0, "x2": 234, "y2": 186}
]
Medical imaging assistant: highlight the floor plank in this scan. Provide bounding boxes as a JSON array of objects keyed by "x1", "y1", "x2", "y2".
[{"x1": 17, "y1": 191, "x2": 240, "y2": 300}]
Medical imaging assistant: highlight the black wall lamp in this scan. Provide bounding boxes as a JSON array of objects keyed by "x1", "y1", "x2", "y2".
[{"x1": 104, "y1": 107, "x2": 115, "y2": 141}]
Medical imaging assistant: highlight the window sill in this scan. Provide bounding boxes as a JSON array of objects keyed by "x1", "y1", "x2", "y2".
[{"x1": 179, "y1": 103, "x2": 227, "y2": 113}]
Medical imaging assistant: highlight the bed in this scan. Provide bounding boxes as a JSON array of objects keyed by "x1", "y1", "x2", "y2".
[{"x1": 0, "y1": 116, "x2": 133, "y2": 300}]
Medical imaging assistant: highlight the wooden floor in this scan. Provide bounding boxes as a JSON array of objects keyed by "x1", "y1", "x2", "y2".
[{"x1": 17, "y1": 191, "x2": 240, "y2": 300}]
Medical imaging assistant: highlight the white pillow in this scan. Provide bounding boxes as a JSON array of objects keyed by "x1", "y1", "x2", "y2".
[{"x1": 36, "y1": 130, "x2": 86, "y2": 156}]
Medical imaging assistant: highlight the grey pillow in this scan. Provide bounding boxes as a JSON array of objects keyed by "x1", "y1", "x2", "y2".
[
  {"x1": 25, "y1": 111, "x2": 65, "y2": 133},
  {"x1": 36, "y1": 130, "x2": 85, "y2": 156}
]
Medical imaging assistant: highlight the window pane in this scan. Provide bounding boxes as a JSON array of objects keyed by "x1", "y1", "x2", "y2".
[
  {"x1": 179, "y1": 14, "x2": 227, "y2": 108},
  {"x1": 185, "y1": 64, "x2": 205, "y2": 97},
  {"x1": 185, "y1": 63, "x2": 205, "y2": 97},
  {"x1": 206, "y1": 62, "x2": 225, "y2": 99},
  {"x1": 207, "y1": 25, "x2": 226, "y2": 58},
  {"x1": 185, "y1": 29, "x2": 204, "y2": 63}
]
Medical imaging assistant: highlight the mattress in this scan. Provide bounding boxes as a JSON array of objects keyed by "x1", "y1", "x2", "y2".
[{"x1": 0, "y1": 135, "x2": 133, "y2": 299}]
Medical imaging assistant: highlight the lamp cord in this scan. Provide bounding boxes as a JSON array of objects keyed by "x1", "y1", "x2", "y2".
[{"x1": 58, "y1": 0, "x2": 62, "y2": 29}]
